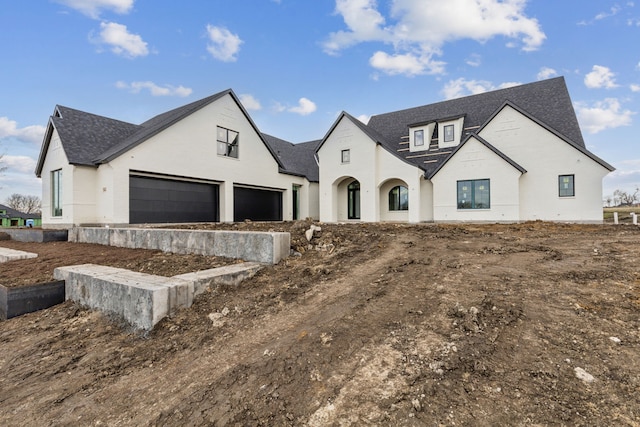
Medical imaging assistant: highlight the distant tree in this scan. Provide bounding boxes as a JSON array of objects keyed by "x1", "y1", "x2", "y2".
[
  {"x1": 613, "y1": 187, "x2": 639, "y2": 206},
  {"x1": 5, "y1": 193, "x2": 41, "y2": 214},
  {"x1": 604, "y1": 195, "x2": 612, "y2": 207}
]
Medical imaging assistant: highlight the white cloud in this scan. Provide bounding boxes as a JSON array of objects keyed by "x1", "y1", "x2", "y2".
[
  {"x1": 595, "y1": 5, "x2": 622, "y2": 21},
  {"x1": 356, "y1": 114, "x2": 371, "y2": 124},
  {"x1": 584, "y1": 65, "x2": 619, "y2": 89},
  {"x1": 465, "y1": 53, "x2": 482, "y2": 67},
  {"x1": 239, "y1": 94, "x2": 262, "y2": 111},
  {"x1": 55, "y1": 0, "x2": 134, "y2": 19},
  {"x1": 575, "y1": 98, "x2": 635, "y2": 133},
  {"x1": 1, "y1": 155, "x2": 37, "y2": 174},
  {"x1": 96, "y1": 21, "x2": 149, "y2": 58},
  {"x1": 288, "y1": 98, "x2": 317, "y2": 116},
  {"x1": 0, "y1": 117, "x2": 46, "y2": 144},
  {"x1": 631, "y1": 84, "x2": 640, "y2": 92},
  {"x1": 206, "y1": 25, "x2": 243, "y2": 62},
  {"x1": 603, "y1": 160, "x2": 640, "y2": 197},
  {"x1": 537, "y1": 67, "x2": 558, "y2": 80},
  {"x1": 115, "y1": 81, "x2": 192, "y2": 97},
  {"x1": 324, "y1": 0, "x2": 546, "y2": 75},
  {"x1": 369, "y1": 51, "x2": 445, "y2": 76},
  {"x1": 441, "y1": 78, "x2": 520, "y2": 100}
]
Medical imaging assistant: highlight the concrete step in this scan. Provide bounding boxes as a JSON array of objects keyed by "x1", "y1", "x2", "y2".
[
  {"x1": 0, "y1": 248, "x2": 38, "y2": 263},
  {"x1": 54, "y1": 262, "x2": 263, "y2": 330}
]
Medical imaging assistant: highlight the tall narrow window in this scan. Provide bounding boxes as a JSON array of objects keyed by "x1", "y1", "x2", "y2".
[
  {"x1": 414, "y1": 129, "x2": 424, "y2": 147},
  {"x1": 389, "y1": 185, "x2": 409, "y2": 211},
  {"x1": 217, "y1": 126, "x2": 239, "y2": 158},
  {"x1": 348, "y1": 180, "x2": 360, "y2": 219},
  {"x1": 559, "y1": 174, "x2": 575, "y2": 197},
  {"x1": 341, "y1": 149, "x2": 350, "y2": 164},
  {"x1": 443, "y1": 124, "x2": 454, "y2": 142},
  {"x1": 52, "y1": 169, "x2": 62, "y2": 217},
  {"x1": 457, "y1": 179, "x2": 490, "y2": 209}
]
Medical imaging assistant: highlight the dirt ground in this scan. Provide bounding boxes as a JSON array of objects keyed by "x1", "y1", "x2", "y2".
[{"x1": 0, "y1": 221, "x2": 639, "y2": 426}]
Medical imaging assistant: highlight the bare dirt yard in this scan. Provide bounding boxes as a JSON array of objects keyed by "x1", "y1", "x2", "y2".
[{"x1": 0, "y1": 221, "x2": 639, "y2": 426}]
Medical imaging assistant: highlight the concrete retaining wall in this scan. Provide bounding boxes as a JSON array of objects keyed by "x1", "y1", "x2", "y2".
[
  {"x1": 55, "y1": 261, "x2": 263, "y2": 330},
  {"x1": 69, "y1": 227, "x2": 289, "y2": 264},
  {"x1": 2, "y1": 229, "x2": 68, "y2": 242},
  {"x1": 0, "y1": 281, "x2": 65, "y2": 320}
]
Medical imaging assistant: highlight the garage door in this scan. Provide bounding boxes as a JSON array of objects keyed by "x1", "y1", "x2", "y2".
[
  {"x1": 234, "y1": 187, "x2": 282, "y2": 222},
  {"x1": 129, "y1": 176, "x2": 219, "y2": 224}
]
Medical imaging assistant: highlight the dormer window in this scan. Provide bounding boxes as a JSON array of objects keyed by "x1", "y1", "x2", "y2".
[
  {"x1": 437, "y1": 117, "x2": 464, "y2": 148},
  {"x1": 443, "y1": 125, "x2": 454, "y2": 142},
  {"x1": 414, "y1": 130, "x2": 424, "y2": 147},
  {"x1": 409, "y1": 122, "x2": 435, "y2": 152}
]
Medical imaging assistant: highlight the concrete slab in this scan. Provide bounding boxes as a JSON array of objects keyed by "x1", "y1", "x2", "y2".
[{"x1": 0, "y1": 247, "x2": 38, "y2": 263}]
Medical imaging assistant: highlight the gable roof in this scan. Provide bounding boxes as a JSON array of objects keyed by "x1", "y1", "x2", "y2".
[
  {"x1": 0, "y1": 204, "x2": 41, "y2": 220},
  {"x1": 36, "y1": 89, "x2": 288, "y2": 177},
  {"x1": 428, "y1": 133, "x2": 527, "y2": 179},
  {"x1": 363, "y1": 76, "x2": 595, "y2": 177},
  {"x1": 262, "y1": 134, "x2": 320, "y2": 182},
  {"x1": 35, "y1": 106, "x2": 141, "y2": 175}
]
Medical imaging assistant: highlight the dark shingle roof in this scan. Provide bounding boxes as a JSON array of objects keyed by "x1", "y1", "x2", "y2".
[
  {"x1": 0, "y1": 204, "x2": 41, "y2": 220},
  {"x1": 262, "y1": 134, "x2": 320, "y2": 182},
  {"x1": 94, "y1": 91, "x2": 231, "y2": 163},
  {"x1": 364, "y1": 76, "x2": 602, "y2": 176},
  {"x1": 36, "y1": 89, "x2": 294, "y2": 176},
  {"x1": 51, "y1": 106, "x2": 141, "y2": 166}
]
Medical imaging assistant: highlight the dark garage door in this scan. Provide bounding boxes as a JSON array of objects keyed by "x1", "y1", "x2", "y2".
[
  {"x1": 129, "y1": 176, "x2": 219, "y2": 224},
  {"x1": 234, "y1": 187, "x2": 282, "y2": 222}
]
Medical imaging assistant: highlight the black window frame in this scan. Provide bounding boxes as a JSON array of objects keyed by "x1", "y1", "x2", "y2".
[
  {"x1": 443, "y1": 124, "x2": 455, "y2": 142},
  {"x1": 457, "y1": 179, "x2": 490, "y2": 210},
  {"x1": 51, "y1": 169, "x2": 63, "y2": 217},
  {"x1": 558, "y1": 174, "x2": 575, "y2": 197},
  {"x1": 414, "y1": 129, "x2": 424, "y2": 147},
  {"x1": 216, "y1": 126, "x2": 239, "y2": 159},
  {"x1": 388, "y1": 185, "x2": 409, "y2": 211},
  {"x1": 341, "y1": 149, "x2": 350, "y2": 164}
]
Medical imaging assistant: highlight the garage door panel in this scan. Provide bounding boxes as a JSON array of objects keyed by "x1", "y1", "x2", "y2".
[
  {"x1": 129, "y1": 176, "x2": 219, "y2": 224},
  {"x1": 234, "y1": 187, "x2": 282, "y2": 222}
]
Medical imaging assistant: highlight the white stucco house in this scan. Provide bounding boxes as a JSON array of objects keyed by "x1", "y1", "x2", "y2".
[
  {"x1": 35, "y1": 89, "x2": 319, "y2": 228},
  {"x1": 36, "y1": 77, "x2": 613, "y2": 227},
  {"x1": 316, "y1": 77, "x2": 614, "y2": 223}
]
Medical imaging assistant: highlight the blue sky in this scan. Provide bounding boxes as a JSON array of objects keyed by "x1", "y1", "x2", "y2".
[{"x1": 0, "y1": 0, "x2": 638, "y2": 204}]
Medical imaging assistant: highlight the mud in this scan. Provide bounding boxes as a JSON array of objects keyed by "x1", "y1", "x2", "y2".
[{"x1": 0, "y1": 221, "x2": 639, "y2": 426}]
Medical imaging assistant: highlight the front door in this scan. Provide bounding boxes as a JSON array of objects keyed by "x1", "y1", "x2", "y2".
[{"x1": 348, "y1": 180, "x2": 360, "y2": 220}]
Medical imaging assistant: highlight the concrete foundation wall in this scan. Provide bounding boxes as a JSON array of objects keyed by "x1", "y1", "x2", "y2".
[
  {"x1": 2, "y1": 229, "x2": 68, "y2": 242},
  {"x1": 69, "y1": 227, "x2": 290, "y2": 264}
]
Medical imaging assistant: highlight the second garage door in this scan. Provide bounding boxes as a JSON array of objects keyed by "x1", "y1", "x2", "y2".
[
  {"x1": 130, "y1": 175, "x2": 219, "y2": 224},
  {"x1": 234, "y1": 187, "x2": 282, "y2": 222}
]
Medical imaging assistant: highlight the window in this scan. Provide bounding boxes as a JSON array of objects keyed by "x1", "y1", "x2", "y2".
[
  {"x1": 341, "y1": 149, "x2": 350, "y2": 164},
  {"x1": 389, "y1": 185, "x2": 409, "y2": 211},
  {"x1": 457, "y1": 179, "x2": 490, "y2": 209},
  {"x1": 443, "y1": 124, "x2": 454, "y2": 142},
  {"x1": 559, "y1": 174, "x2": 575, "y2": 197},
  {"x1": 414, "y1": 129, "x2": 424, "y2": 147},
  {"x1": 52, "y1": 169, "x2": 63, "y2": 217},
  {"x1": 216, "y1": 126, "x2": 239, "y2": 158}
]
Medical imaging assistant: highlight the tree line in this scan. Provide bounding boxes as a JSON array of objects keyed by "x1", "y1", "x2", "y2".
[{"x1": 604, "y1": 187, "x2": 639, "y2": 207}]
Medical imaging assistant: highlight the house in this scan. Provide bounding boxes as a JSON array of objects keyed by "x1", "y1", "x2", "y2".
[
  {"x1": 35, "y1": 77, "x2": 613, "y2": 228},
  {"x1": 0, "y1": 204, "x2": 42, "y2": 227},
  {"x1": 316, "y1": 77, "x2": 614, "y2": 223},
  {"x1": 35, "y1": 89, "x2": 319, "y2": 228}
]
